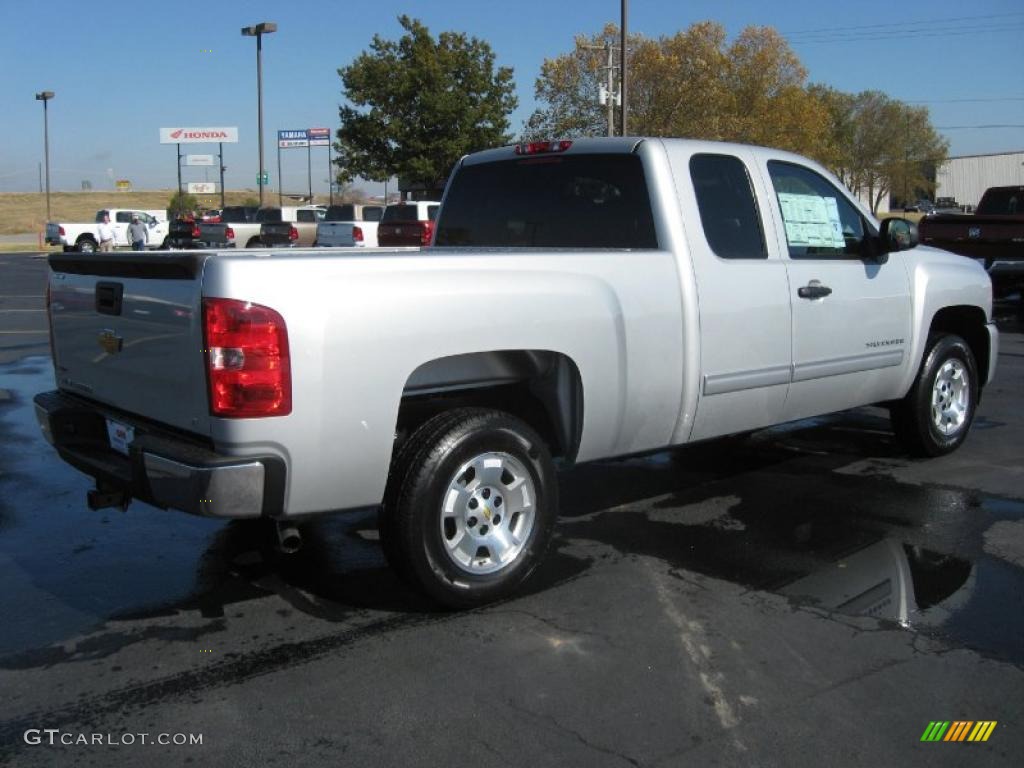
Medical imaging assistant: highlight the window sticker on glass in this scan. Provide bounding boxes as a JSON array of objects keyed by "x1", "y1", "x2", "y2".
[{"x1": 777, "y1": 192, "x2": 845, "y2": 249}]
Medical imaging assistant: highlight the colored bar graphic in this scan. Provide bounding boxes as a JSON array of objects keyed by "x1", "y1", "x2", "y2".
[
  {"x1": 921, "y1": 721, "x2": 949, "y2": 741},
  {"x1": 921, "y1": 721, "x2": 996, "y2": 743},
  {"x1": 968, "y1": 722, "x2": 997, "y2": 742},
  {"x1": 944, "y1": 721, "x2": 973, "y2": 741}
]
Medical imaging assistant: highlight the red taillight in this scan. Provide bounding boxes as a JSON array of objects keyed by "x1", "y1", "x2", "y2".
[
  {"x1": 289, "y1": 225, "x2": 299, "y2": 241},
  {"x1": 202, "y1": 298, "x2": 291, "y2": 417},
  {"x1": 192, "y1": 224, "x2": 201, "y2": 238},
  {"x1": 420, "y1": 220, "x2": 434, "y2": 246},
  {"x1": 352, "y1": 226, "x2": 363, "y2": 243},
  {"x1": 58, "y1": 225, "x2": 66, "y2": 236},
  {"x1": 225, "y1": 227, "x2": 235, "y2": 241},
  {"x1": 514, "y1": 140, "x2": 572, "y2": 155}
]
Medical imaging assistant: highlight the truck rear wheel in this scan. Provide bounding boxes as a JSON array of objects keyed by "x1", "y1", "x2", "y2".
[
  {"x1": 76, "y1": 237, "x2": 97, "y2": 253},
  {"x1": 890, "y1": 334, "x2": 978, "y2": 457},
  {"x1": 380, "y1": 408, "x2": 557, "y2": 608}
]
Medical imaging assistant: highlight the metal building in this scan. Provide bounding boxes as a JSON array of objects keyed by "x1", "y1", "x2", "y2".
[{"x1": 936, "y1": 151, "x2": 1024, "y2": 208}]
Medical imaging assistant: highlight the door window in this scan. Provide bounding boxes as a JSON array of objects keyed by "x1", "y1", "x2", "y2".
[
  {"x1": 115, "y1": 211, "x2": 133, "y2": 223},
  {"x1": 767, "y1": 161, "x2": 869, "y2": 259}
]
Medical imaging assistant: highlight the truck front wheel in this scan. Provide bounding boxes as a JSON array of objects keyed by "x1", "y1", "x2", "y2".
[
  {"x1": 890, "y1": 334, "x2": 978, "y2": 457},
  {"x1": 380, "y1": 408, "x2": 557, "y2": 608},
  {"x1": 76, "y1": 237, "x2": 97, "y2": 253}
]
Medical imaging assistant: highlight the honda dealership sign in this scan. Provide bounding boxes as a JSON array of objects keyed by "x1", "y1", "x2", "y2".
[{"x1": 159, "y1": 126, "x2": 239, "y2": 144}]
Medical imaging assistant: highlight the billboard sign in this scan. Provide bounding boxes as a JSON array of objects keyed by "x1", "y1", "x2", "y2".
[
  {"x1": 160, "y1": 126, "x2": 239, "y2": 144},
  {"x1": 278, "y1": 129, "x2": 308, "y2": 148},
  {"x1": 308, "y1": 127, "x2": 330, "y2": 146},
  {"x1": 185, "y1": 154, "x2": 215, "y2": 166},
  {"x1": 187, "y1": 182, "x2": 218, "y2": 194}
]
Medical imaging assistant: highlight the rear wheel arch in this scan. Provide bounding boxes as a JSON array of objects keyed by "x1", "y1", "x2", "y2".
[{"x1": 395, "y1": 350, "x2": 584, "y2": 464}]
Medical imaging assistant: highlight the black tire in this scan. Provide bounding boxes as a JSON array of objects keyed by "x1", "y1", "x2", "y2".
[
  {"x1": 76, "y1": 237, "x2": 97, "y2": 253},
  {"x1": 890, "y1": 334, "x2": 978, "y2": 457},
  {"x1": 380, "y1": 408, "x2": 558, "y2": 608}
]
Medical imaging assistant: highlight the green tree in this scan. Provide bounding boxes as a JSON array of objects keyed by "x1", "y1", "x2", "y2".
[
  {"x1": 168, "y1": 191, "x2": 198, "y2": 218},
  {"x1": 335, "y1": 16, "x2": 517, "y2": 190},
  {"x1": 815, "y1": 89, "x2": 948, "y2": 213}
]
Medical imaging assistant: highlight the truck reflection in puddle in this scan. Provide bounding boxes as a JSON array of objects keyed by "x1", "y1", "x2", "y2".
[{"x1": 778, "y1": 538, "x2": 972, "y2": 627}]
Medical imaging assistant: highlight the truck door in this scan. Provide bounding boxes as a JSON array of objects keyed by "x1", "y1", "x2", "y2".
[
  {"x1": 113, "y1": 211, "x2": 134, "y2": 246},
  {"x1": 672, "y1": 149, "x2": 793, "y2": 441},
  {"x1": 760, "y1": 159, "x2": 912, "y2": 421}
]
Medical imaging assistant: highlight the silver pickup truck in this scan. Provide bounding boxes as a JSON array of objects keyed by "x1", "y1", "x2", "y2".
[{"x1": 35, "y1": 137, "x2": 998, "y2": 607}]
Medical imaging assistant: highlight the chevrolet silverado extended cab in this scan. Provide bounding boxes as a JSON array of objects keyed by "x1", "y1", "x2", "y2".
[
  {"x1": 919, "y1": 185, "x2": 1024, "y2": 300},
  {"x1": 35, "y1": 137, "x2": 998, "y2": 607}
]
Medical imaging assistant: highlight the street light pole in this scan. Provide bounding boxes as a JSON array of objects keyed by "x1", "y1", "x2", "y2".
[
  {"x1": 35, "y1": 91, "x2": 54, "y2": 221},
  {"x1": 242, "y1": 22, "x2": 277, "y2": 207}
]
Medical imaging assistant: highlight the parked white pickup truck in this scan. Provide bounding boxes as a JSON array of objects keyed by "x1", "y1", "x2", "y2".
[
  {"x1": 45, "y1": 209, "x2": 170, "y2": 252},
  {"x1": 35, "y1": 137, "x2": 997, "y2": 607},
  {"x1": 315, "y1": 203, "x2": 385, "y2": 247}
]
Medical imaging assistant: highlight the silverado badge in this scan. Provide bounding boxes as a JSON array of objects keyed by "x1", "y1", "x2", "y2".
[
  {"x1": 968, "y1": 227, "x2": 982, "y2": 239},
  {"x1": 98, "y1": 329, "x2": 123, "y2": 354}
]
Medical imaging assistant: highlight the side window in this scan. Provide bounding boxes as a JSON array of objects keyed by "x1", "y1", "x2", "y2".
[
  {"x1": 363, "y1": 206, "x2": 384, "y2": 222},
  {"x1": 767, "y1": 161, "x2": 867, "y2": 259},
  {"x1": 115, "y1": 211, "x2": 133, "y2": 223},
  {"x1": 427, "y1": 205, "x2": 440, "y2": 221},
  {"x1": 297, "y1": 210, "x2": 315, "y2": 223},
  {"x1": 689, "y1": 154, "x2": 767, "y2": 259}
]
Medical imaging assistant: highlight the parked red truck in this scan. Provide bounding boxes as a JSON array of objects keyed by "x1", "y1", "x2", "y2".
[{"x1": 918, "y1": 185, "x2": 1024, "y2": 300}]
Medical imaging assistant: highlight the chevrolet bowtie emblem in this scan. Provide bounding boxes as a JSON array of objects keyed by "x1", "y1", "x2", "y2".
[
  {"x1": 98, "y1": 329, "x2": 123, "y2": 354},
  {"x1": 482, "y1": 505, "x2": 492, "y2": 521}
]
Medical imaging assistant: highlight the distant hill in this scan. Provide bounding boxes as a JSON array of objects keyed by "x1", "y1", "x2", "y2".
[{"x1": 0, "y1": 190, "x2": 333, "y2": 234}]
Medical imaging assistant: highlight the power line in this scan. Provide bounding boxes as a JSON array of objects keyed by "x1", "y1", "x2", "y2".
[
  {"x1": 782, "y1": 11, "x2": 1024, "y2": 37},
  {"x1": 936, "y1": 124, "x2": 1024, "y2": 130},
  {"x1": 907, "y1": 97, "x2": 1024, "y2": 104},
  {"x1": 788, "y1": 23, "x2": 1024, "y2": 44}
]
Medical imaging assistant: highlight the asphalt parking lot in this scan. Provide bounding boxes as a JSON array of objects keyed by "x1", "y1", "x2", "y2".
[{"x1": 0, "y1": 250, "x2": 1022, "y2": 767}]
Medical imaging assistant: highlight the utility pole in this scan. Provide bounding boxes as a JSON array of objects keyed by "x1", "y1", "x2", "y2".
[
  {"x1": 620, "y1": 0, "x2": 628, "y2": 136},
  {"x1": 585, "y1": 42, "x2": 620, "y2": 137},
  {"x1": 604, "y1": 43, "x2": 615, "y2": 137}
]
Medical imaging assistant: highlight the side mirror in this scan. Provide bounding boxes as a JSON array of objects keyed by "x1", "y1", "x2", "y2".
[{"x1": 879, "y1": 217, "x2": 919, "y2": 254}]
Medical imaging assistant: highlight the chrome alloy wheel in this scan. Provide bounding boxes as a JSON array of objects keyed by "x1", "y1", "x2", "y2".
[
  {"x1": 439, "y1": 451, "x2": 536, "y2": 575},
  {"x1": 931, "y1": 359, "x2": 969, "y2": 436}
]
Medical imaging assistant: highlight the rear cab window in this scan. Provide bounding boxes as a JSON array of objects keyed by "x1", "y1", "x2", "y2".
[
  {"x1": 434, "y1": 153, "x2": 657, "y2": 248},
  {"x1": 382, "y1": 205, "x2": 422, "y2": 223},
  {"x1": 689, "y1": 154, "x2": 767, "y2": 259}
]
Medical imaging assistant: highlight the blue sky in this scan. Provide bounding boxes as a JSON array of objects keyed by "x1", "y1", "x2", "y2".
[{"x1": 2, "y1": 0, "x2": 1022, "y2": 195}]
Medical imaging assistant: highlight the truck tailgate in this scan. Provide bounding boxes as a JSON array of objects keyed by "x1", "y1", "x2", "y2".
[
  {"x1": 47, "y1": 251, "x2": 212, "y2": 437},
  {"x1": 919, "y1": 215, "x2": 1023, "y2": 261}
]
